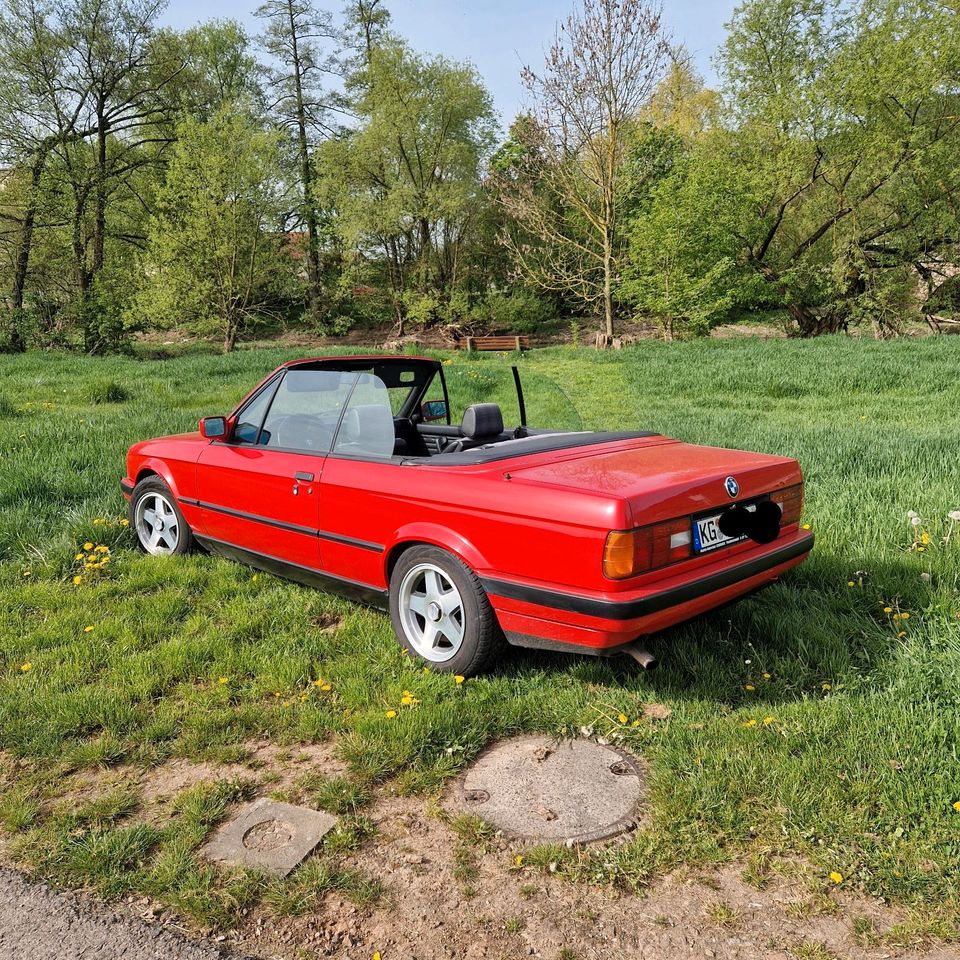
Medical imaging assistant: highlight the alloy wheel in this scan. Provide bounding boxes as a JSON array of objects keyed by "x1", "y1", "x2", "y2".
[
  {"x1": 398, "y1": 562, "x2": 466, "y2": 662},
  {"x1": 135, "y1": 492, "x2": 180, "y2": 555}
]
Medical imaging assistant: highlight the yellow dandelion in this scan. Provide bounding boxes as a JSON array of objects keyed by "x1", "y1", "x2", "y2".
[
  {"x1": 75, "y1": 553, "x2": 85, "y2": 561},
  {"x1": 617, "y1": 713, "x2": 628, "y2": 724},
  {"x1": 742, "y1": 718, "x2": 757, "y2": 728},
  {"x1": 953, "y1": 801, "x2": 960, "y2": 813},
  {"x1": 631, "y1": 719, "x2": 641, "y2": 727},
  {"x1": 73, "y1": 575, "x2": 82, "y2": 585},
  {"x1": 273, "y1": 691, "x2": 281, "y2": 698},
  {"x1": 83, "y1": 625, "x2": 94, "y2": 633},
  {"x1": 386, "y1": 710, "x2": 397, "y2": 719},
  {"x1": 514, "y1": 855, "x2": 523, "y2": 866},
  {"x1": 821, "y1": 682, "x2": 832, "y2": 691},
  {"x1": 847, "y1": 580, "x2": 855, "y2": 587},
  {"x1": 251, "y1": 574, "x2": 258, "y2": 581},
  {"x1": 802, "y1": 523, "x2": 811, "y2": 530},
  {"x1": 313, "y1": 678, "x2": 325, "y2": 687},
  {"x1": 897, "y1": 631, "x2": 906, "y2": 638},
  {"x1": 883, "y1": 606, "x2": 892, "y2": 614},
  {"x1": 19, "y1": 662, "x2": 32, "y2": 673},
  {"x1": 454, "y1": 675, "x2": 465, "y2": 684},
  {"x1": 901, "y1": 612, "x2": 910, "y2": 620},
  {"x1": 83, "y1": 542, "x2": 93, "y2": 551},
  {"x1": 300, "y1": 693, "x2": 309, "y2": 701},
  {"x1": 218, "y1": 676, "x2": 229, "y2": 684},
  {"x1": 744, "y1": 684, "x2": 755, "y2": 691},
  {"x1": 22, "y1": 570, "x2": 31, "y2": 578},
  {"x1": 119, "y1": 519, "x2": 129, "y2": 527},
  {"x1": 320, "y1": 683, "x2": 332, "y2": 692},
  {"x1": 94, "y1": 545, "x2": 109, "y2": 554},
  {"x1": 762, "y1": 672, "x2": 771, "y2": 680},
  {"x1": 829, "y1": 871, "x2": 843, "y2": 885},
  {"x1": 762, "y1": 716, "x2": 775, "y2": 726},
  {"x1": 374, "y1": 953, "x2": 382, "y2": 960}
]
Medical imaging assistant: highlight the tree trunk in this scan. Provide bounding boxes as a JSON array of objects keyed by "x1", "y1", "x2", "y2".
[
  {"x1": 224, "y1": 318, "x2": 237, "y2": 352},
  {"x1": 788, "y1": 302, "x2": 848, "y2": 337},
  {"x1": 287, "y1": 0, "x2": 322, "y2": 323},
  {"x1": 92, "y1": 111, "x2": 107, "y2": 278},
  {"x1": 6, "y1": 151, "x2": 48, "y2": 352},
  {"x1": 602, "y1": 225, "x2": 614, "y2": 339}
]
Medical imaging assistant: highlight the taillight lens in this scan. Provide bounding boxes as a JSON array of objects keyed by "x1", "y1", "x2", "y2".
[
  {"x1": 603, "y1": 518, "x2": 692, "y2": 580},
  {"x1": 770, "y1": 483, "x2": 804, "y2": 525}
]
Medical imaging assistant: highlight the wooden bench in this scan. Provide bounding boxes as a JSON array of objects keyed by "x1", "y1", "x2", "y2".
[{"x1": 463, "y1": 335, "x2": 530, "y2": 352}]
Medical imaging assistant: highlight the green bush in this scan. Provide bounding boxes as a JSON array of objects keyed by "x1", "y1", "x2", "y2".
[{"x1": 472, "y1": 289, "x2": 555, "y2": 333}]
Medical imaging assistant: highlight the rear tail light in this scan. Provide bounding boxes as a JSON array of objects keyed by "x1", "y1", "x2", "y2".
[
  {"x1": 770, "y1": 483, "x2": 804, "y2": 526},
  {"x1": 603, "y1": 518, "x2": 692, "y2": 580}
]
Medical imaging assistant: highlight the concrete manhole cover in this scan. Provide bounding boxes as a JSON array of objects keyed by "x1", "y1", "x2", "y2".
[
  {"x1": 457, "y1": 734, "x2": 645, "y2": 843},
  {"x1": 203, "y1": 798, "x2": 336, "y2": 876}
]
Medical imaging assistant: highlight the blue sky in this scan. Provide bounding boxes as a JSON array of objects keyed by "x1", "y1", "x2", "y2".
[{"x1": 159, "y1": 0, "x2": 737, "y2": 128}]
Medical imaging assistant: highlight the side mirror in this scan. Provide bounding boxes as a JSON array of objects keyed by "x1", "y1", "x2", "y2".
[
  {"x1": 199, "y1": 416, "x2": 227, "y2": 439},
  {"x1": 420, "y1": 399, "x2": 448, "y2": 423}
]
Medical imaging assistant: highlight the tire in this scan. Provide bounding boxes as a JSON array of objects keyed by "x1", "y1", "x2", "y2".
[
  {"x1": 389, "y1": 545, "x2": 505, "y2": 676},
  {"x1": 129, "y1": 476, "x2": 194, "y2": 556}
]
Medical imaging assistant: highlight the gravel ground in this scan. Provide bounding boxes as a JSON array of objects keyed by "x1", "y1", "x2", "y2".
[{"x1": 0, "y1": 868, "x2": 247, "y2": 960}]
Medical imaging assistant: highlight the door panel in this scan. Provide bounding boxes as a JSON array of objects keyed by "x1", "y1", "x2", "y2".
[{"x1": 195, "y1": 445, "x2": 324, "y2": 569}]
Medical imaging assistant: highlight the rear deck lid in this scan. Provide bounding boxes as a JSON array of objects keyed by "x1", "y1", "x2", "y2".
[{"x1": 506, "y1": 438, "x2": 801, "y2": 527}]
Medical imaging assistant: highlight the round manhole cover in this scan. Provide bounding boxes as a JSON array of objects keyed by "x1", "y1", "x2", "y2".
[
  {"x1": 242, "y1": 818, "x2": 295, "y2": 852},
  {"x1": 457, "y1": 735, "x2": 645, "y2": 843}
]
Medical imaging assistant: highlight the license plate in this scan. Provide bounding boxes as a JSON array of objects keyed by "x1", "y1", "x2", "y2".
[{"x1": 693, "y1": 505, "x2": 755, "y2": 554}]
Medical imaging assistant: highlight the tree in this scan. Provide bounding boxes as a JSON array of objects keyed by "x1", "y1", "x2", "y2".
[
  {"x1": 318, "y1": 40, "x2": 497, "y2": 333},
  {"x1": 135, "y1": 106, "x2": 293, "y2": 351},
  {"x1": 496, "y1": 0, "x2": 670, "y2": 341},
  {"x1": 0, "y1": 0, "x2": 91, "y2": 351},
  {"x1": 711, "y1": 0, "x2": 960, "y2": 334},
  {"x1": 257, "y1": 0, "x2": 338, "y2": 323}
]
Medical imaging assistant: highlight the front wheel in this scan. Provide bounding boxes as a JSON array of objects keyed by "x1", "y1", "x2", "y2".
[
  {"x1": 129, "y1": 476, "x2": 194, "y2": 556},
  {"x1": 389, "y1": 545, "x2": 504, "y2": 676}
]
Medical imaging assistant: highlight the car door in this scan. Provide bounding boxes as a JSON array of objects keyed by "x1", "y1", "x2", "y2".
[{"x1": 195, "y1": 367, "x2": 355, "y2": 571}]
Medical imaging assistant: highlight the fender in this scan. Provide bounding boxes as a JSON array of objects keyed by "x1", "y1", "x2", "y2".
[
  {"x1": 134, "y1": 456, "x2": 188, "y2": 503},
  {"x1": 385, "y1": 521, "x2": 492, "y2": 580}
]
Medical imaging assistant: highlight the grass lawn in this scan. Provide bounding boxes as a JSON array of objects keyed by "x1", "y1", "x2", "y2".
[{"x1": 1, "y1": 337, "x2": 959, "y2": 936}]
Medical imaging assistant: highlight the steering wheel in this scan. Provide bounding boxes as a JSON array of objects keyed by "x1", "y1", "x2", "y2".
[{"x1": 272, "y1": 414, "x2": 334, "y2": 451}]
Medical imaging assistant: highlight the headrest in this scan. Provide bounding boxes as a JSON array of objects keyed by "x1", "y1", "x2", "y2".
[
  {"x1": 461, "y1": 403, "x2": 504, "y2": 440},
  {"x1": 341, "y1": 403, "x2": 395, "y2": 455}
]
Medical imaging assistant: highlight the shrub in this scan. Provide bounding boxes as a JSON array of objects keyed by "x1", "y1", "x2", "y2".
[{"x1": 472, "y1": 289, "x2": 555, "y2": 333}]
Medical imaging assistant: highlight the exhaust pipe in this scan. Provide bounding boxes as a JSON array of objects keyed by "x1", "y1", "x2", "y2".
[{"x1": 621, "y1": 643, "x2": 658, "y2": 670}]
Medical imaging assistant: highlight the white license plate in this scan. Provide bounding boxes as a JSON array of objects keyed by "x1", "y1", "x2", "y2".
[{"x1": 693, "y1": 505, "x2": 755, "y2": 553}]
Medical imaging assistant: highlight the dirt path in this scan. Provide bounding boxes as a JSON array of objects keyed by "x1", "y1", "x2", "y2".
[{"x1": 0, "y1": 868, "x2": 247, "y2": 960}]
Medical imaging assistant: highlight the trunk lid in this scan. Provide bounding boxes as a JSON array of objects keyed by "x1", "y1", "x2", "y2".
[{"x1": 505, "y1": 437, "x2": 802, "y2": 527}]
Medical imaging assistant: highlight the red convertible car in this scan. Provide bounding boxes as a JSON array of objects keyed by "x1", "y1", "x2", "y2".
[{"x1": 121, "y1": 355, "x2": 813, "y2": 676}]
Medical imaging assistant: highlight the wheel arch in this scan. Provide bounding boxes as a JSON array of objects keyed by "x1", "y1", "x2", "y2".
[
  {"x1": 133, "y1": 459, "x2": 182, "y2": 500},
  {"x1": 384, "y1": 523, "x2": 490, "y2": 583}
]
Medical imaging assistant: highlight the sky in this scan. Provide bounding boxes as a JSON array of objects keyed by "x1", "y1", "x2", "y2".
[{"x1": 159, "y1": 0, "x2": 738, "y2": 129}]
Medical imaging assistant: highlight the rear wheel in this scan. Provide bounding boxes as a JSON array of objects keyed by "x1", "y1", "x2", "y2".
[
  {"x1": 129, "y1": 476, "x2": 194, "y2": 556},
  {"x1": 389, "y1": 545, "x2": 504, "y2": 676}
]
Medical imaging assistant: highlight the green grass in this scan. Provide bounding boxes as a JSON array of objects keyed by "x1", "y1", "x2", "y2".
[{"x1": 1, "y1": 338, "x2": 960, "y2": 934}]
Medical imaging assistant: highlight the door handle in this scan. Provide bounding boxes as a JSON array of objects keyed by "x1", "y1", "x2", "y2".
[{"x1": 294, "y1": 471, "x2": 315, "y2": 482}]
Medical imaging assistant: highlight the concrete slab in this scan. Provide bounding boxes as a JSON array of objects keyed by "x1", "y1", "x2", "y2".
[
  {"x1": 456, "y1": 735, "x2": 645, "y2": 843},
  {"x1": 202, "y1": 798, "x2": 336, "y2": 877}
]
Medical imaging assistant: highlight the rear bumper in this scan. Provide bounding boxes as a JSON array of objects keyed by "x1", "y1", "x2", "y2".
[
  {"x1": 485, "y1": 531, "x2": 814, "y2": 653},
  {"x1": 120, "y1": 478, "x2": 134, "y2": 498}
]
